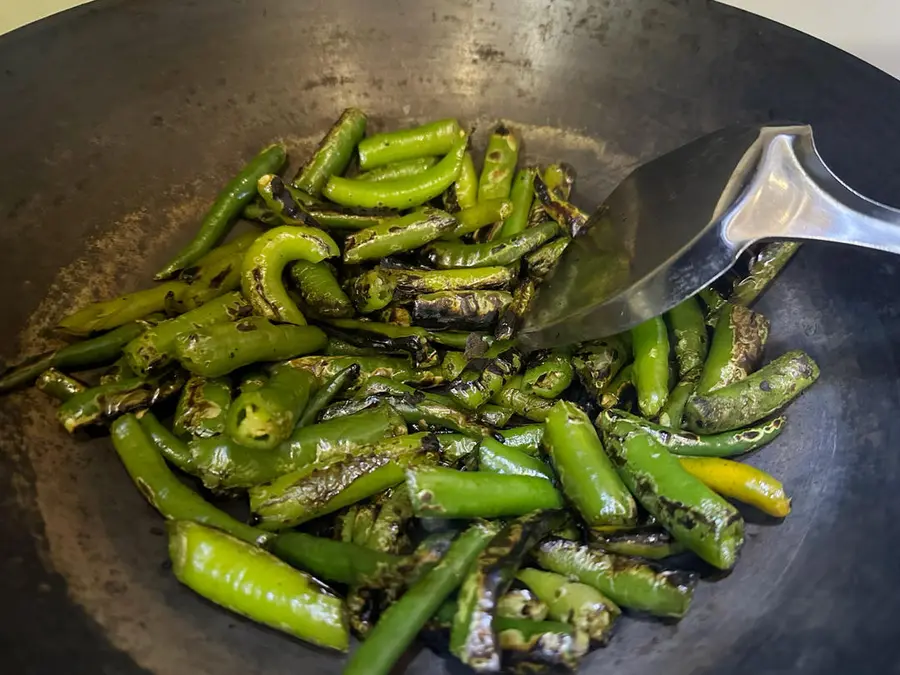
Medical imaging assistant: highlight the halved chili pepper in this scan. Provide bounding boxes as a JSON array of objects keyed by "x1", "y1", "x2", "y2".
[
  {"x1": 357, "y1": 118, "x2": 463, "y2": 170},
  {"x1": 598, "y1": 408, "x2": 786, "y2": 458},
  {"x1": 124, "y1": 291, "x2": 250, "y2": 376},
  {"x1": 545, "y1": 400, "x2": 638, "y2": 529},
  {"x1": 678, "y1": 456, "x2": 791, "y2": 517},
  {"x1": 477, "y1": 124, "x2": 519, "y2": 202},
  {"x1": 422, "y1": 221, "x2": 558, "y2": 268},
  {"x1": 226, "y1": 365, "x2": 316, "y2": 450},
  {"x1": 156, "y1": 143, "x2": 287, "y2": 279},
  {"x1": 287, "y1": 260, "x2": 354, "y2": 319},
  {"x1": 168, "y1": 521, "x2": 349, "y2": 651},
  {"x1": 173, "y1": 375, "x2": 232, "y2": 438},
  {"x1": 324, "y1": 133, "x2": 467, "y2": 209},
  {"x1": 696, "y1": 303, "x2": 770, "y2": 394},
  {"x1": 604, "y1": 429, "x2": 745, "y2": 570},
  {"x1": 533, "y1": 538, "x2": 697, "y2": 618},
  {"x1": 358, "y1": 156, "x2": 438, "y2": 182},
  {"x1": 631, "y1": 316, "x2": 670, "y2": 418},
  {"x1": 343, "y1": 521, "x2": 497, "y2": 675},
  {"x1": 684, "y1": 350, "x2": 819, "y2": 433},
  {"x1": 292, "y1": 107, "x2": 367, "y2": 197},
  {"x1": 175, "y1": 318, "x2": 327, "y2": 378},
  {"x1": 241, "y1": 225, "x2": 340, "y2": 325},
  {"x1": 407, "y1": 466, "x2": 564, "y2": 518},
  {"x1": 110, "y1": 414, "x2": 269, "y2": 546}
]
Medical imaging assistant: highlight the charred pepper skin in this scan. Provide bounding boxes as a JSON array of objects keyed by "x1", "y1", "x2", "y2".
[
  {"x1": 666, "y1": 296, "x2": 709, "y2": 379},
  {"x1": 729, "y1": 241, "x2": 801, "y2": 307},
  {"x1": 685, "y1": 350, "x2": 819, "y2": 433},
  {"x1": 342, "y1": 207, "x2": 457, "y2": 264},
  {"x1": 422, "y1": 221, "x2": 558, "y2": 269},
  {"x1": 696, "y1": 303, "x2": 770, "y2": 395}
]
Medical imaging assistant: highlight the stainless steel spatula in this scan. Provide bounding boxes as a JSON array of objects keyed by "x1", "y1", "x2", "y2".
[{"x1": 518, "y1": 124, "x2": 900, "y2": 350}]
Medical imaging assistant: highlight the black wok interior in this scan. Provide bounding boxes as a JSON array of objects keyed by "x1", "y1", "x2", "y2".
[{"x1": 2, "y1": 1, "x2": 900, "y2": 673}]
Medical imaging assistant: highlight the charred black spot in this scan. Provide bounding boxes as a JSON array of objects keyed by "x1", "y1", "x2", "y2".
[
  {"x1": 209, "y1": 265, "x2": 232, "y2": 290},
  {"x1": 759, "y1": 380, "x2": 771, "y2": 392},
  {"x1": 235, "y1": 319, "x2": 259, "y2": 332}
]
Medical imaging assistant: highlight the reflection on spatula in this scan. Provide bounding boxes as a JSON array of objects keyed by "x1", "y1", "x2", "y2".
[{"x1": 519, "y1": 124, "x2": 900, "y2": 350}]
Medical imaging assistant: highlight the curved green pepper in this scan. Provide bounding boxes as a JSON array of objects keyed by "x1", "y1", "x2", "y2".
[
  {"x1": 524, "y1": 235, "x2": 570, "y2": 280},
  {"x1": 35, "y1": 368, "x2": 87, "y2": 401},
  {"x1": 292, "y1": 107, "x2": 367, "y2": 196},
  {"x1": 57, "y1": 281, "x2": 186, "y2": 336},
  {"x1": 522, "y1": 349, "x2": 573, "y2": 399},
  {"x1": 729, "y1": 241, "x2": 801, "y2": 307},
  {"x1": 175, "y1": 317, "x2": 327, "y2": 378},
  {"x1": 287, "y1": 260, "x2": 353, "y2": 318},
  {"x1": 492, "y1": 374, "x2": 555, "y2": 422},
  {"x1": 241, "y1": 225, "x2": 340, "y2": 325},
  {"x1": 298, "y1": 363, "x2": 360, "y2": 427},
  {"x1": 494, "y1": 277, "x2": 536, "y2": 341},
  {"x1": 139, "y1": 411, "x2": 196, "y2": 473},
  {"x1": 324, "y1": 133, "x2": 467, "y2": 208},
  {"x1": 357, "y1": 118, "x2": 462, "y2": 170},
  {"x1": 442, "y1": 199, "x2": 513, "y2": 238},
  {"x1": 157, "y1": 143, "x2": 287, "y2": 279}
]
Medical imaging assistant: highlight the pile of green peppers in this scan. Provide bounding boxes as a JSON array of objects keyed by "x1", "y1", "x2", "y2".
[{"x1": 0, "y1": 110, "x2": 814, "y2": 674}]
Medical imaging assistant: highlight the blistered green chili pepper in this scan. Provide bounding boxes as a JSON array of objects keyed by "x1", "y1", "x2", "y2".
[
  {"x1": 696, "y1": 303, "x2": 770, "y2": 395},
  {"x1": 729, "y1": 241, "x2": 801, "y2": 307},
  {"x1": 492, "y1": 374, "x2": 555, "y2": 422},
  {"x1": 494, "y1": 277, "x2": 536, "y2": 341},
  {"x1": 599, "y1": 362, "x2": 634, "y2": 410},
  {"x1": 241, "y1": 225, "x2": 340, "y2": 325},
  {"x1": 287, "y1": 260, "x2": 353, "y2": 318},
  {"x1": 524, "y1": 235, "x2": 570, "y2": 280},
  {"x1": 412, "y1": 290, "x2": 513, "y2": 331},
  {"x1": 298, "y1": 363, "x2": 360, "y2": 427},
  {"x1": 448, "y1": 343, "x2": 522, "y2": 410},
  {"x1": 521, "y1": 349, "x2": 573, "y2": 399},
  {"x1": 422, "y1": 221, "x2": 558, "y2": 269},
  {"x1": 477, "y1": 124, "x2": 519, "y2": 202},
  {"x1": 590, "y1": 529, "x2": 686, "y2": 560},
  {"x1": 173, "y1": 375, "x2": 232, "y2": 438},
  {"x1": 495, "y1": 424, "x2": 544, "y2": 456},
  {"x1": 292, "y1": 107, "x2": 367, "y2": 196},
  {"x1": 657, "y1": 372, "x2": 697, "y2": 429},
  {"x1": 288, "y1": 354, "x2": 445, "y2": 388},
  {"x1": 157, "y1": 143, "x2": 287, "y2": 279},
  {"x1": 532, "y1": 173, "x2": 589, "y2": 237},
  {"x1": 35, "y1": 368, "x2": 87, "y2": 401},
  {"x1": 572, "y1": 335, "x2": 631, "y2": 401},
  {"x1": 667, "y1": 296, "x2": 709, "y2": 380},
  {"x1": 496, "y1": 166, "x2": 537, "y2": 239},
  {"x1": 343, "y1": 207, "x2": 457, "y2": 264},
  {"x1": 58, "y1": 281, "x2": 187, "y2": 336},
  {"x1": 443, "y1": 199, "x2": 514, "y2": 238}
]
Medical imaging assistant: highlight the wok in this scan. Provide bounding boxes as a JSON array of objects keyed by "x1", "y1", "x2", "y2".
[{"x1": 1, "y1": 1, "x2": 898, "y2": 673}]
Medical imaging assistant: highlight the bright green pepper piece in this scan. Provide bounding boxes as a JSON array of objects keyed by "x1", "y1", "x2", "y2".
[
  {"x1": 292, "y1": 107, "x2": 367, "y2": 197},
  {"x1": 342, "y1": 207, "x2": 457, "y2": 264},
  {"x1": 631, "y1": 316, "x2": 670, "y2": 418},
  {"x1": 357, "y1": 118, "x2": 462, "y2": 170}
]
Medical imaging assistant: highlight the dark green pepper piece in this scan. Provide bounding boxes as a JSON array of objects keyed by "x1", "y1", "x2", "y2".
[{"x1": 292, "y1": 107, "x2": 367, "y2": 197}]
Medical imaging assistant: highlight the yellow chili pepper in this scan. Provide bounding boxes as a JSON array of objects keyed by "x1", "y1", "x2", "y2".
[{"x1": 677, "y1": 457, "x2": 791, "y2": 518}]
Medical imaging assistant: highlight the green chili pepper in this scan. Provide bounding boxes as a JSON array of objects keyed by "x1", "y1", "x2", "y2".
[
  {"x1": 524, "y1": 235, "x2": 570, "y2": 281},
  {"x1": 357, "y1": 118, "x2": 462, "y2": 170},
  {"x1": 494, "y1": 277, "x2": 536, "y2": 341},
  {"x1": 442, "y1": 199, "x2": 514, "y2": 238},
  {"x1": 544, "y1": 400, "x2": 637, "y2": 528},
  {"x1": 226, "y1": 366, "x2": 316, "y2": 450},
  {"x1": 271, "y1": 532, "x2": 402, "y2": 586},
  {"x1": 684, "y1": 350, "x2": 819, "y2": 433},
  {"x1": 407, "y1": 466, "x2": 564, "y2": 518},
  {"x1": 657, "y1": 372, "x2": 697, "y2": 428},
  {"x1": 124, "y1": 292, "x2": 251, "y2": 376},
  {"x1": 0, "y1": 319, "x2": 155, "y2": 393},
  {"x1": 532, "y1": 173, "x2": 589, "y2": 237},
  {"x1": 110, "y1": 415, "x2": 269, "y2": 545},
  {"x1": 324, "y1": 337, "x2": 398, "y2": 358},
  {"x1": 173, "y1": 375, "x2": 232, "y2": 438},
  {"x1": 343, "y1": 521, "x2": 497, "y2": 675},
  {"x1": 533, "y1": 538, "x2": 697, "y2": 618},
  {"x1": 451, "y1": 511, "x2": 564, "y2": 672},
  {"x1": 380, "y1": 394, "x2": 494, "y2": 437},
  {"x1": 604, "y1": 429, "x2": 744, "y2": 570},
  {"x1": 571, "y1": 335, "x2": 631, "y2": 400},
  {"x1": 412, "y1": 290, "x2": 513, "y2": 331},
  {"x1": 157, "y1": 144, "x2": 287, "y2": 279},
  {"x1": 477, "y1": 124, "x2": 519, "y2": 202},
  {"x1": 496, "y1": 166, "x2": 537, "y2": 239},
  {"x1": 492, "y1": 374, "x2": 555, "y2": 422},
  {"x1": 292, "y1": 107, "x2": 367, "y2": 196},
  {"x1": 249, "y1": 433, "x2": 439, "y2": 529},
  {"x1": 168, "y1": 231, "x2": 260, "y2": 313},
  {"x1": 631, "y1": 316, "x2": 670, "y2": 418},
  {"x1": 238, "y1": 370, "x2": 268, "y2": 393},
  {"x1": 477, "y1": 436, "x2": 553, "y2": 479},
  {"x1": 667, "y1": 297, "x2": 709, "y2": 380},
  {"x1": 365, "y1": 487, "x2": 414, "y2": 554},
  {"x1": 35, "y1": 368, "x2": 87, "y2": 401},
  {"x1": 432, "y1": 433, "x2": 478, "y2": 464},
  {"x1": 497, "y1": 617, "x2": 588, "y2": 673},
  {"x1": 57, "y1": 371, "x2": 184, "y2": 433},
  {"x1": 497, "y1": 589, "x2": 549, "y2": 621},
  {"x1": 729, "y1": 241, "x2": 801, "y2": 306},
  {"x1": 517, "y1": 568, "x2": 620, "y2": 645},
  {"x1": 241, "y1": 225, "x2": 340, "y2": 325},
  {"x1": 357, "y1": 156, "x2": 438, "y2": 182},
  {"x1": 598, "y1": 408, "x2": 786, "y2": 458},
  {"x1": 189, "y1": 404, "x2": 407, "y2": 490},
  {"x1": 288, "y1": 354, "x2": 445, "y2": 388},
  {"x1": 522, "y1": 349, "x2": 573, "y2": 399},
  {"x1": 343, "y1": 207, "x2": 457, "y2": 264},
  {"x1": 422, "y1": 221, "x2": 558, "y2": 269},
  {"x1": 99, "y1": 355, "x2": 137, "y2": 385},
  {"x1": 527, "y1": 163, "x2": 575, "y2": 229},
  {"x1": 599, "y1": 362, "x2": 634, "y2": 410},
  {"x1": 168, "y1": 521, "x2": 348, "y2": 651},
  {"x1": 324, "y1": 132, "x2": 467, "y2": 209},
  {"x1": 697, "y1": 303, "x2": 770, "y2": 394},
  {"x1": 57, "y1": 281, "x2": 187, "y2": 336},
  {"x1": 287, "y1": 260, "x2": 353, "y2": 318},
  {"x1": 441, "y1": 350, "x2": 469, "y2": 382},
  {"x1": 590, "y1": 529, "x2": 687, "y2": 560},
  {"x1": 495, "y1": 424, "x2": 544, "y2": 456},
  {"x1": 478, "y1": 404, "x2": 513, "y2": 427},
  {"x1": 452, "y1": 150, "x2": 479, "y2": 210},
  {"x1": 175, "y1": 317, "x2": 327, "y2": 378},
  {"x1": 138, "y1": 411, "x2": 196, "y2": 473},
  {"x1": 448, "y1": 343, "x2": 522, "y2": 410},
  {"x1": 298, "y1": 363, "x2": 360, "y2": 427}
]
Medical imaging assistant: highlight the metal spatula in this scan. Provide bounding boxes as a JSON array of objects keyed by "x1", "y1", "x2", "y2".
[{"x1": 518, "y1": 124, "x2": 900, "y2": 350}]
